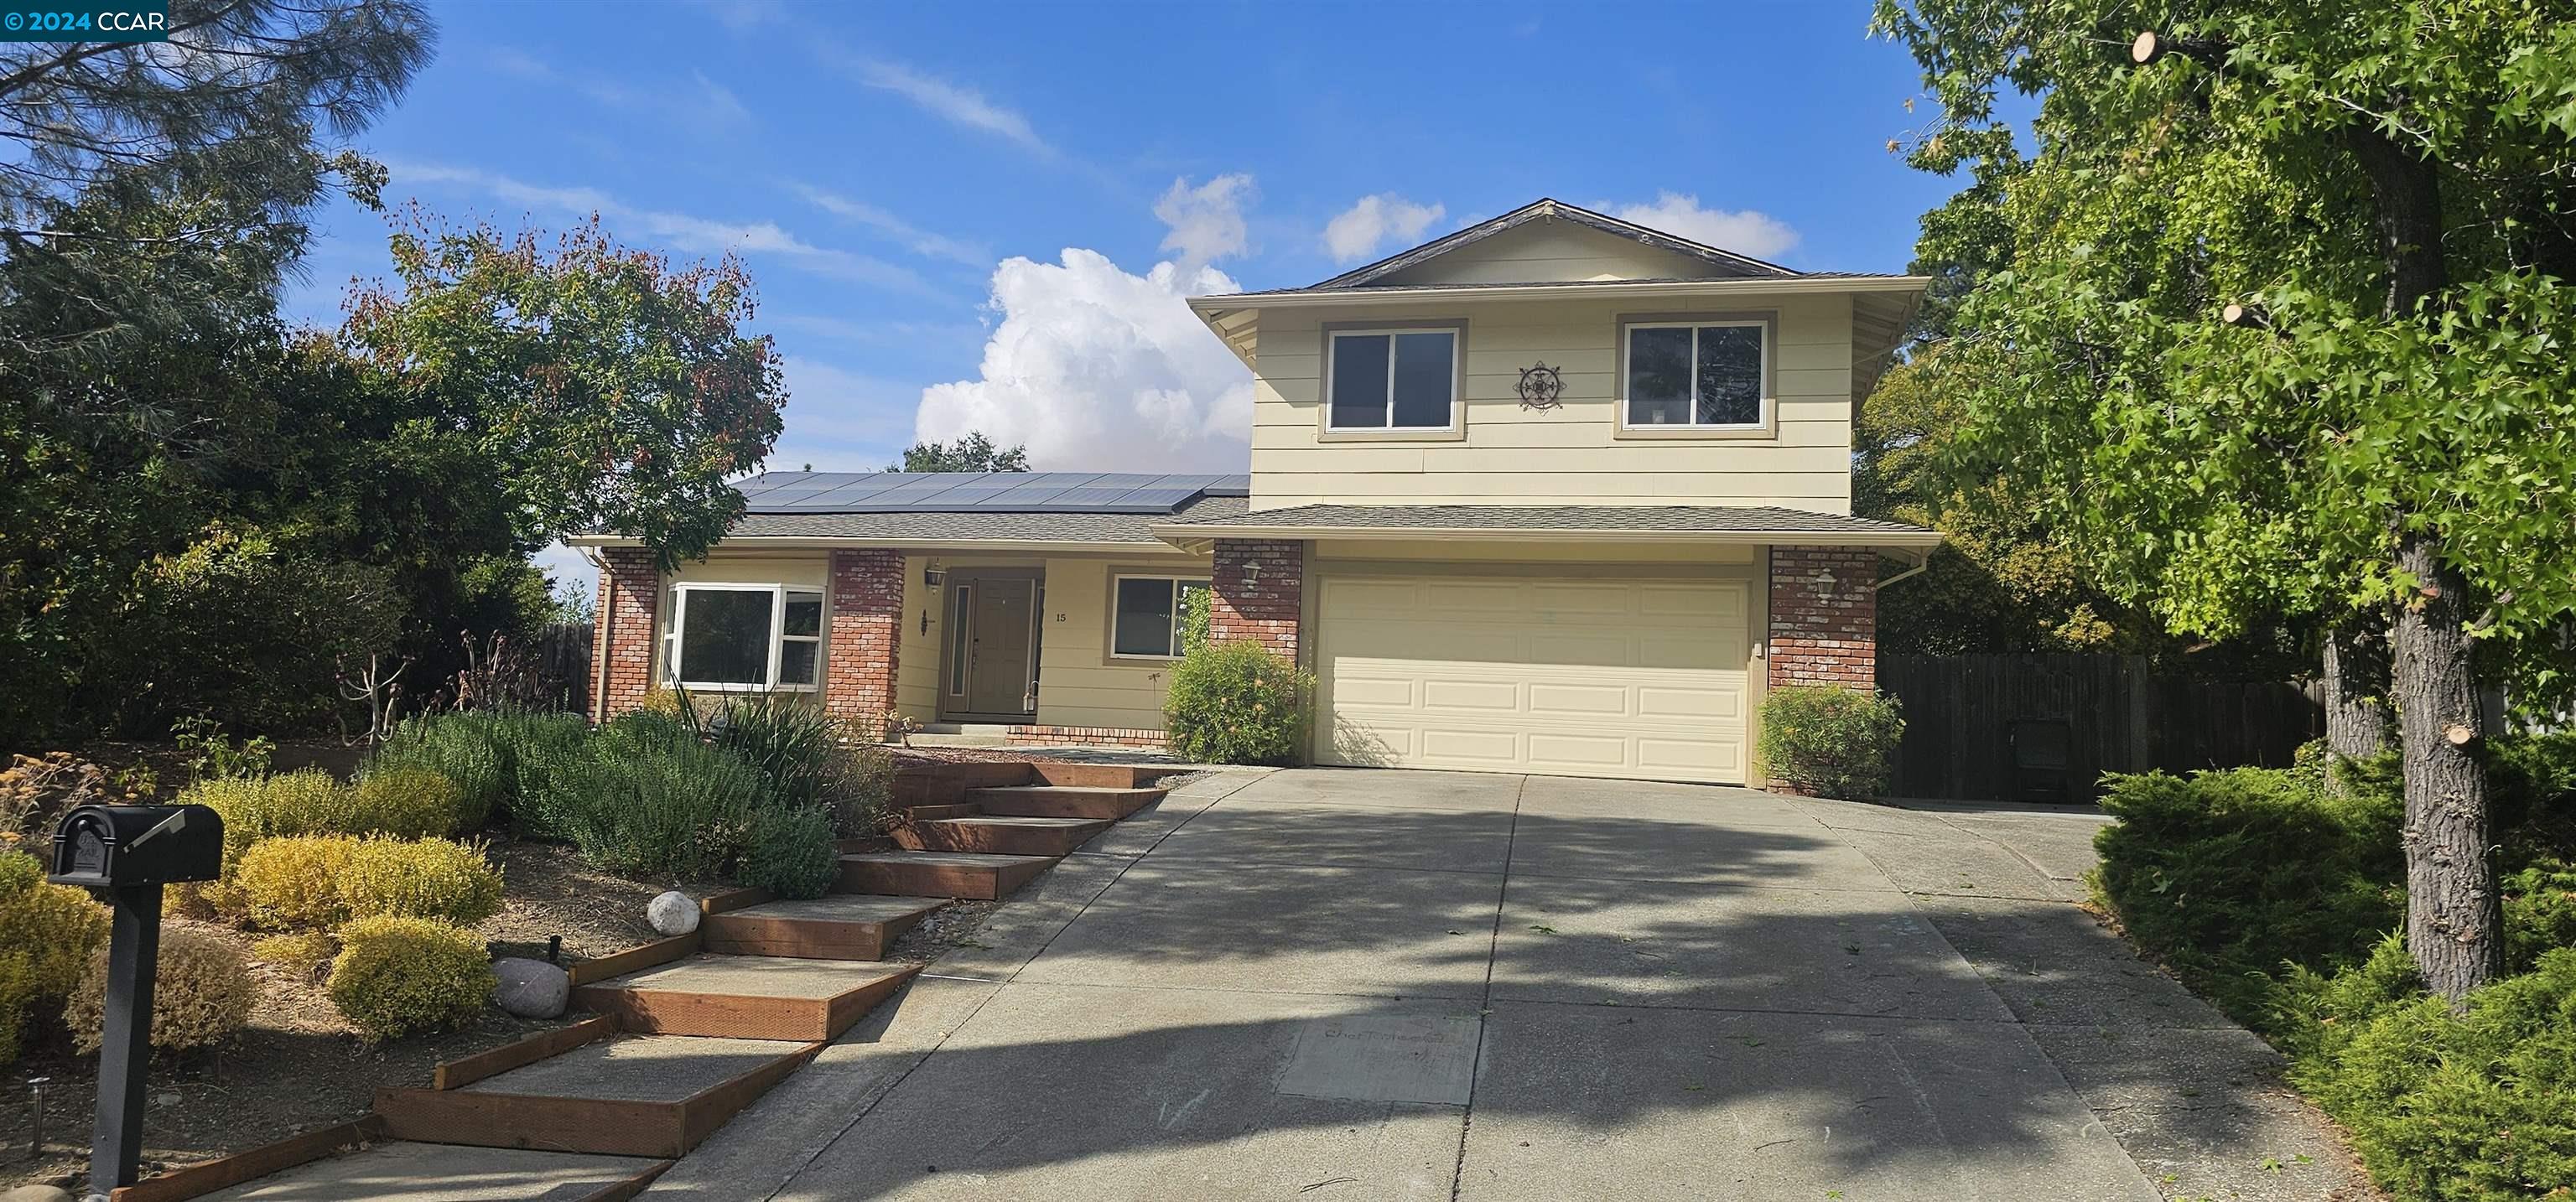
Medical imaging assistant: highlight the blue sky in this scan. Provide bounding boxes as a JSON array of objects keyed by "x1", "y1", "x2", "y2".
[{"x1": 291, "y1": 0, "x2": 1971, "y2": 583}]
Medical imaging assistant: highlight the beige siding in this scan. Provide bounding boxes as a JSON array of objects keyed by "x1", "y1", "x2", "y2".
[
  {"x1": 891, "y1": 550, "x2": 1208, "y2": 731},
  {"x1": 1248, "y1": 293, "x2": 1854, "y2": 511},
  {"x1": 1371, "y1": 220, "x2": 1741, "y2": 286}
]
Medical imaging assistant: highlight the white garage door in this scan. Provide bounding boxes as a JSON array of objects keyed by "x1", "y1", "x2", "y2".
[{"x1": 1314, "y1": 572, "x2": 1752, "y2": 784}]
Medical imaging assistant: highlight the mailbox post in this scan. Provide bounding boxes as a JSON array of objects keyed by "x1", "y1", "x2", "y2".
[{"x1": 49, "y1": 804, "x2": 223, "y2": 1201}]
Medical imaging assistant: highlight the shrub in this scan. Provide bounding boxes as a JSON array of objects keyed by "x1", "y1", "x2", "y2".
[
  {"x1": 327, "y1": 915, "x2": 495, "y2": 1041},
  {"x1": 2, "y1": 752, "x2": 156, "y2": 849},
  {"x1": 830, "y1": 743, "x2": 896, "y2": 839},
  {"x1": 230, "y1": 836, "x2": 359, "y2": 929},
  {"x1": 343, "y1": 768, "x2": 469, "y2": 839},
  {"x1": 65, "y1": 929, "x2": 255, "y2": 1055},
  {"x1": 705, "y1": 694, "x2": 843, "y2": 809},
  {"x1": 2504, "y1": 859, "x2": 2576, "y2": 973},
  {"x1": 340, "y1": 837, "x2": 504, "y2": 926},
  {"x1": 1755, "y1": 687, "x2": 1904, "y2": 800},
  {"x1": 180, "y1": 769, "x2": 344, "y2": 868},
  {"x1": 250, "y1": 931, "x2": 340, "y2": 977},
  {"x1": 0, "y1": 851, "x2": 110, "y2": 1060},
  {"x1": 532, "y1": 712, "x2": 771, "y2": 878},
  {"x1": 368, "y1": 709, "x2": 590, "y2": 832},
  {"x1": 1162, "y1": 640, "x2": 1311, "y2": 765},
  {"x1": 2288, "y1": 948, "x2": 2576, "y2": 1201},
  {"x1": 737, "y1": 805, "x2": 839, "y2": 899}
]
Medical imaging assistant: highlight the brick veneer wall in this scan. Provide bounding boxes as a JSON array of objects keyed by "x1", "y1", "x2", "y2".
[
  {"x1": 1209, "y1": 538, "x2": 1305, "y2": 659},
  {"x1": 1768, "y1": 547, "x2": 1878, "y2": 692},
  {"x1": 592, "y1": 547, "x2": 660, "y2": 722},
  {"x1": 825, "y1": 549, "x2": 904, "y2": 730}
]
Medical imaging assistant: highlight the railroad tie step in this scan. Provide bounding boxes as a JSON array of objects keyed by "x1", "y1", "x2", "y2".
[
  {"x1": 572, "y1": 955, "x2": 920, "y2": 1041},
  {"x1": 894, "y1": 815, "x2": 1112, "y2": 857},
  {"x1": 702, "y1": 894, "x2": 949, "y2": 960},
  {"x1": 834, "y1": 849, "x2": 1057, "y2": 900},
  {"x1": 963, "y1": 785, "x2": 1170, "y2": 821}
]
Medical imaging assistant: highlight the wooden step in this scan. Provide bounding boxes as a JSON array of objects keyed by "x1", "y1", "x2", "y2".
[
  {"x1": 702, "y1": 894, "x2": 948, "y2": 961},
  {"x1": 964, "y1": 785, "x2": 1169, "y2": 821},
  {"x1": 901, "y1": 803, "x2": 983, "y2": 821},
  {"x1": 1032, "y1": 762, "x2": 1168, "y2": 789},
  {"x1": 172, "y1": 1137, "x2": 666, "y2": 1201},
  {"x1": 835, "y1": 849, "x2": 1056, "y2": 900},
  {"x1": 895, "y1": 815, "x2": 1112, "y2": 857},
  {"x1": 375, "y1": 1034, "x2": 816, "y2": 1159},
  {"x1": 573, "y1": 955, "x2": 918, "y2": 1041}
]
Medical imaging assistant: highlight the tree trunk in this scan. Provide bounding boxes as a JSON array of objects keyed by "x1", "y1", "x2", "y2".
[
  {"x1": 2346, "y1": 127, "x2": 2500, "y2": 1002},
  {"x1": 2389, "y1": 535, "x2": 2502, "y2": 1003},
  {"x1": 2323, "y1": 612, "x2": 2391, "y2": 760}
]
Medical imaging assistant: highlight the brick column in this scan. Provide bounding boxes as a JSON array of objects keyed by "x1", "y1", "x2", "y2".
[
  {"x1": 1768, "y1": 547, "x2": 1878, "y2": 692},
  {"x1": 1209, "y1": 538, "x2": 1305, "y2": 659},
  {"x1": 593, "y1": 547, "x2": 660, "y2": 722},
  {"x1": 825, "y1": 548, "x2": 903, "y2": 731}
]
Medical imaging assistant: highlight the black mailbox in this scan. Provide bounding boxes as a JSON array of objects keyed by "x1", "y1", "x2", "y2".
[{"x1": 49, "y1": 804, "x2": 224, "y2": 889}]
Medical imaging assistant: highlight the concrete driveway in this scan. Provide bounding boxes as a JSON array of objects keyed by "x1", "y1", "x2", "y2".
[{"x1": 650, "y1": 769, "x2": 2371, "y2": 1201}]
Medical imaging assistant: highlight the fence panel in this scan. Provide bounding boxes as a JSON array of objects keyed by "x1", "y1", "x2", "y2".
[{"x1": 1877, "y1": 654, "x2": 2320, "y2": 802}]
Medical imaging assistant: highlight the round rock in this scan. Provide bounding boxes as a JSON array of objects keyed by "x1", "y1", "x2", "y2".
[
  {"x1": 3, "y1": 1186, "x2": 75, "y2": 1202},
  {"x1": 491, "y1": 956, "x2": 569, "y2": 1019},
  {"x1": 647, "y1": 889, "x2": 700, "y2": 936}
]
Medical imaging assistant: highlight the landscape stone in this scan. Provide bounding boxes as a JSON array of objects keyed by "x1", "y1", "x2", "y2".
[
  {"x1": 647, "y1": 889, "x2": 700, "y2": 935},
  {"x1": 492, "y1": 956, "x2": 569, "y2": 1018}
]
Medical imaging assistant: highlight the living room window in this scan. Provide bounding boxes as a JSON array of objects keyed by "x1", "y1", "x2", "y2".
[
  {"x1": 663, "y1": 583, "x2": 823, "y2": 691},
  {"x1": 1326, "y1": 327, "x2": 1459, "y2": 431},
  {"x1": 1622, "y1": 319, "x2": 1768, "y2": 429},
  {"x1": 1111, "y1": 575, "x2": 1210, "y2": 659}
]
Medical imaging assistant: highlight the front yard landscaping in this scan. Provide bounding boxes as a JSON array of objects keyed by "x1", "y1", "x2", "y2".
[
  {"x1": 0, "y1": 697, "x2": 901, "y2": 1189},
  {"x1": 2093, "y1": 735, "x2": 2576, "y2": 1201}
]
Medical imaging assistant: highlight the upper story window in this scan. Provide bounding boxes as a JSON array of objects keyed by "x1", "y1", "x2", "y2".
[
  {"x1": 1327, "y1": 327, "x2": 1459, "y2": 431},
  {"x1": 663, "y1": 583, "x2": 823, "y2": 692},
  {"x1": 1622, "y1": 319, "x2": 1768, "y2": 430}
]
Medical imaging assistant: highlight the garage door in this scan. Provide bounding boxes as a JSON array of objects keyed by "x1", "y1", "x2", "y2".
[{"x1": 1314, "y1": 572, "x2": 1752, "y2": 783}]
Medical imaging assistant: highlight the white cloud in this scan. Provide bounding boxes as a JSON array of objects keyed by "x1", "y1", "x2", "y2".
[
  {"x1": 851, "y1": 58, "x2": 1048, "y2": 154},
  {"x1": 791, "y1": 184, "x2": 988, "y2": 264},
  {"x1": 1153, "y1": 174, "x2": 1255, "y2": 269},
  {"x1": 912, "y1": 250, "x2": 1253, "y2": 473},
  {"x1": 1322, "y1": 193, "x2": 1446, "y2": 263},
  {"x1": 1605, "y1": 192, "x2": 1800, "y2": 260},
  {"x1": 480, "y1": 49, "x2": 750, "y2": 135},
  {"x1": 386, "y1": 161, "x2": 935, "y2": 296}
]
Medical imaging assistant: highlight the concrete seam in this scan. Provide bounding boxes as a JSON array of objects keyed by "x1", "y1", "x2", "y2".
[{"x1": 1450, "y1": 772, "x2": 1525, "y2": 1202}]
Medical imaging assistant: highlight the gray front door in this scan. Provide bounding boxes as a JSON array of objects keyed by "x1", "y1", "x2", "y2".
[{"x1": 944, "y1": 575, "x2": 1038, "y2": 718}]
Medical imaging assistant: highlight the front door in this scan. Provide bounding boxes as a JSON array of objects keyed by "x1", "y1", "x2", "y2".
[{"x1": 943, "y1": 574, "x2": 1039, "y2": 718}]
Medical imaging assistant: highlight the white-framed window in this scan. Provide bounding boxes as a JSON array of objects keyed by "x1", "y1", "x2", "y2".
[
  {"x1": 1110, "y1": 575, "x2": 1211, "y2": 660},
  {"x1": 662, "y1": 583, "x2": 824, "y2": 692},
  {"x1": 1621, "y1": 319, "x2": 1768, "y2": 428},
  {"x1": 1326, "y1": 327, "x2": 1460, "y2": 431}
]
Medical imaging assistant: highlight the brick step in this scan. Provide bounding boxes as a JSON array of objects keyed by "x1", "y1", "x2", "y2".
[
  {"x1": 375, "y1": 1034, "x2": 815, "y2": 1159},
  {"x1": 573, "y1": 956, "x2": 918, "y2": 1041},
  {"x1": 702, "y1": 895, "x2": 949, "y2": 961},
  {"x1": 895, "y1": 815, "x2": 1112, "y2": 857},
  {"x1": 834, "y1": 849, "x2": 1057, "y2": 900},
  {"x1": 901, "y1": 803, "x2": 984, "y2": 821},
  {"x1": 963, "y1": 785, "x2": 1169, "y2": 821}
]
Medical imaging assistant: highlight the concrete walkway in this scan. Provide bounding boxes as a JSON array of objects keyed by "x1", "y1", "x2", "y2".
[{"x1": 650, "y1": 769, "x2": 2373, "y2": 1201}]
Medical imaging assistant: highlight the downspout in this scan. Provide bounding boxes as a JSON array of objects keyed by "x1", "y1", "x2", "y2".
[
  {"x1": 580, "y1": 545, "x2": 610, "y2": 725},
  {"x1": 1873, "y1": 554, "x2": 1932, "y2": 592}
]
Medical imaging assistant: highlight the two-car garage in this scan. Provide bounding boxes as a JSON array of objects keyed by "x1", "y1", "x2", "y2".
[{"x1": 1311, "y1": 569, "x2": 1754, "y2": 785}]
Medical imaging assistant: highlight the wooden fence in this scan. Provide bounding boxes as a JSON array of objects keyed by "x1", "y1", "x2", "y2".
[{"x1": 1875, "y1": 654, "x2": 2322, "y2": 803}]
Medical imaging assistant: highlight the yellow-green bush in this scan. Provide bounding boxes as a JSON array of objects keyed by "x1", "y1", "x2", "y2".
[
  {"x1": 340, "y1": 837, "x2": 502, "y2": 926},
  {"x1": 230, "y1": 836, "x2": 501, "y2": 930},
  {"x1": 0, "y1": 851, "x2": 112, "y2": 1061},
  {"x1": 327, "y1": 915, "x2": 493, "y2": 1041},
  {"x1": 229, "y1": 836, "x2": 359, "y2": 929},
  {"x1": 343, "y1": 768, "x2": 466, "y2": 840},
  {"x1": 249, "y1": 930, "x2": 340, "y2": 977},
  {"x1": 65, "y1": 928, "x2": 255, "y2": 1054}
]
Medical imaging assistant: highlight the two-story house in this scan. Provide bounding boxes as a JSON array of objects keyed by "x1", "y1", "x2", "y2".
[{"x1": 572, "y1": 199, "x2": 1940, "y2": 786}]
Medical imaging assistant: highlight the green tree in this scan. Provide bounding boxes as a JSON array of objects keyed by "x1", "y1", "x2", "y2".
[
  {"x1": 887, "y1": 433, "x2": 1030, "y2": 473},
  {"x1": 341, "y1": 212, "x2": 787, "y2": 570},
  {"x1": 1876, "y1": 0, "x2": 2576, "y2": 1000}
]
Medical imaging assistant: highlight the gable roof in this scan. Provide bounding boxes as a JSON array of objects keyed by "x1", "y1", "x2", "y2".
[
  {"x1": 731, "y1": 471, "x2": 1248, "y2": 516},
  {"x1": 1309, "y1": 198, "x2": 1800, "y2": 290}
]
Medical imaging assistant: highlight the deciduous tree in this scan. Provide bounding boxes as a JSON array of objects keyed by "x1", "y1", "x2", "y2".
[{"x1": 1876, "y1": 0, "x2": 2576, "y2": 1000}]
